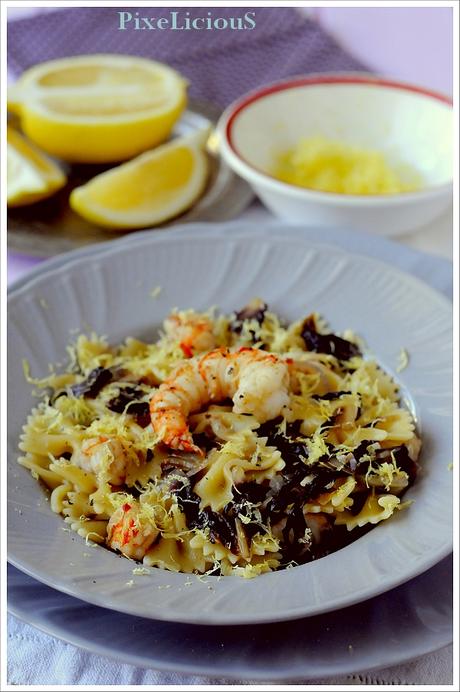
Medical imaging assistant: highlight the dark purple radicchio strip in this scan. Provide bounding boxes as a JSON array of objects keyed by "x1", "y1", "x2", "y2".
[
  {"x1": 301, "y1": 316, "x2": 360, "y2": 361},
  {"x1": 70, "y1": 367, "x2": 113, "y2": 398}
]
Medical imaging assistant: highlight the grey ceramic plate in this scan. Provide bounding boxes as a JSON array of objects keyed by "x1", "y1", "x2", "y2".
[
  {"x1": 7, "y1": 223, "x2": 453, "y2": 625},
  {"x1": 7, "y1": 100, "x2": 254, "y2": 257},
  {"x1": 7, "y1": 557, "x2": 453, "y2": 681}
]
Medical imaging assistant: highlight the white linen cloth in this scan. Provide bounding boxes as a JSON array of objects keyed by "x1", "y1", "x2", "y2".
[
  {"x1": 7, "y1": 203, "x2": 453, "y2": 686},
  {"x1": 6, "y1": 615, "x2": 453, "y2": 685}
]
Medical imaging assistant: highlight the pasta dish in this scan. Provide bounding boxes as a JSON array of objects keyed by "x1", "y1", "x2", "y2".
[{"x1": 19, "y1": 300, "x2": 420, "y2": 578}]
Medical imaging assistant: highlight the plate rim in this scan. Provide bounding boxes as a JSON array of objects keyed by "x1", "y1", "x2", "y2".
[
  {"x1": 8, "y1": 221, "x2": 453, "y2": 298},
  {"x1": 7, "y1": 223, "x2": 453, "y2": 625},
  {"x1": 9, "y1": 225, "x2": 453, "y2": 322},
  {"x1": 7, "y1": 559, "x2": 453, "y2": 682}
]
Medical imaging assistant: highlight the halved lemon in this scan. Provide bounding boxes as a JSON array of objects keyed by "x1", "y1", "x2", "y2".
[
  {"x1": 8, "y1": 54, "x2": 187, "y2": 163},
  {"x1": 7, "y1": 126, "x2": 67, "y2": 207},
  {"x1": 69, "y1": 129, "x2": 210, "y2": 229}
]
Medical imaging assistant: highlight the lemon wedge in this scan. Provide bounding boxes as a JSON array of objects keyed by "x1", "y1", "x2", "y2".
[
  {"x1": 8, "y1": 54, "x2": 187, "y2": 163},
  {"x1": 69, "y1": 129, "x2": 210, "y2": 229},
  {"x1": 7, "y1": 126, "x2": 67, "y2": 207}
]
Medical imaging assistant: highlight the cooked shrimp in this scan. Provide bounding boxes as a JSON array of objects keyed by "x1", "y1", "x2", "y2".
[
  {"x1": 163, "y1": 311, "x2": 216, "y2": 357},
  {"x1": 73, "y1": 436, "x2": 138, "y2": 485},
  {"x1": 150, "y1": 347, "x2": 290, "y2": 454},
  {"x1": 107, "y1": 501, "x2": 158, "y2": 559}
]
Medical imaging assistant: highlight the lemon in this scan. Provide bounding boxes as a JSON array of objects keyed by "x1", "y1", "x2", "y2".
[
  {"x1": 8, "y1": 55, "x2": 187, "y2": 163},
  {"x1": 7, "y1": 126, "x2": 67, "y2": 206},
  {"x1": 69, "y1": 129, "x2": 210, "y2": 229}
]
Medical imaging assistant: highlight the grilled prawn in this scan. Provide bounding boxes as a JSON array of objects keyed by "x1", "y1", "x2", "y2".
[
  {"x1": 73, "y1": 436, "x2": 139, "y2": 485},
  {"x1": 107, "y1": 501, "x2": 159, "y2": 559},
  {"x1": 163, "y1": 311, "x2": 216, "y2": 357},
  {"x1": 150, "y1": 347, "x2": 290, "y2": 455}
]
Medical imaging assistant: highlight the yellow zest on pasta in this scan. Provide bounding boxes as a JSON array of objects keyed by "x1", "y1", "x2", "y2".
[
  {"x1": 304, "y1": 477, "x2": 357, "y2": 514},
  {"x1": 195, "y1": 430, "x2": 285, "y2": 512},
  {"x1": 50, "y1": 483, "x2": 73, "y2": 513},
  {"x1": 335, "y1": 494, "x2": 401, "y2": 531},
  {"x1": 19, "y1": 301, "x2": 420, "y2": 577}
]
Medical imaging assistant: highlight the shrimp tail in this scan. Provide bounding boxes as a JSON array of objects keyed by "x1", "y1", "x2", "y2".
[
  {"x1": 163, "y1": 429, "x2": 204, "y2": 457},
  {"x1": 150, "y1": 400, "x2": 204, "y2": 457}
]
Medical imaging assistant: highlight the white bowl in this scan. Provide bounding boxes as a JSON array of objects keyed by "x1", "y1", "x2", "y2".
[
  {"x1": 218, "y1": 75, "x2": 453, "y2": 236},
  {"x1": 8, "y1": 223, "x2": 452, "y2": 625}
]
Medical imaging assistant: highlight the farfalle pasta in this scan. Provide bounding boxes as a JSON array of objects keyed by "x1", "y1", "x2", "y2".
[{"x1": 19, "y1": 301, "x2": 420, "y2": 577}]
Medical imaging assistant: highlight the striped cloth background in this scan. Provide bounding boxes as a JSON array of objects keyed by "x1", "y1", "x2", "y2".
[{"x1": 7, "y1": 6, "x2": 368, "y2": 107}]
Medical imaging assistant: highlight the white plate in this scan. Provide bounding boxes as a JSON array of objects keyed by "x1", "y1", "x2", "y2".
[
  {"x1": 8, "y1": 557, "x2": 453, "y2": 682},
  {"x1": 7, "y1": 224, "x2": 453, "y2": 625}
]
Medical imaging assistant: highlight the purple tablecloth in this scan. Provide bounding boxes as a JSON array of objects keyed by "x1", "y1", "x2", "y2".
[{"x1": 8, "y1": 7, "x2": 367, "y2": 106}]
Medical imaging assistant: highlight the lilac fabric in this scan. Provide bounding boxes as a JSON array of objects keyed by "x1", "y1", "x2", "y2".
[{"x1": 7, "y1": 7, "x2": 368, "y2": 108}]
